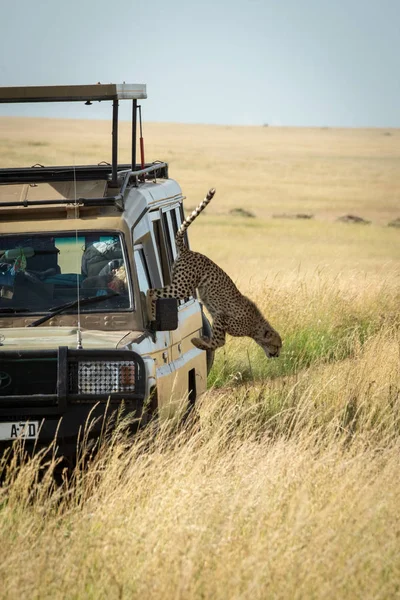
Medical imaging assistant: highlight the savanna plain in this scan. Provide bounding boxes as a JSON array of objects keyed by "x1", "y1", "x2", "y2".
[{"x1": 1, "y1": 117, "x2": 400, "y2": 599}]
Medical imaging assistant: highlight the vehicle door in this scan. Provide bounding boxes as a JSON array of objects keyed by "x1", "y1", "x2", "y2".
[
  {"x1": 160, "y1": 204, "x2": 206, "y2": 400},
  {"x1": 132, "y1": 212, "x2": 178, "y2": 417}
]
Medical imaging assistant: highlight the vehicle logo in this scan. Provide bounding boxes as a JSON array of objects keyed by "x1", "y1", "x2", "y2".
[{"x1": 0, "y1": 371, "x2": 12, "y2": 389}]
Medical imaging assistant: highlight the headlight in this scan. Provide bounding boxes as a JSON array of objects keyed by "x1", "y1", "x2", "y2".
[{"x1": 76, "y1": 361, "x2": 136, "y2": 394}]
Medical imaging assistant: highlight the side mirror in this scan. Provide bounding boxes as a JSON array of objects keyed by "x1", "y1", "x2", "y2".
[{"x1": 154, "y1": 298, "x2": 178, "y2": 331}]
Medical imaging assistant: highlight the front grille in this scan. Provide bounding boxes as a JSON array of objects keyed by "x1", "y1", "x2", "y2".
[
  {"x1": 0, "y1": 358, "x2": 57, "y2": 396},
  {"x1": 0, "y1": 348, "x2": 145, "y2": 405}
]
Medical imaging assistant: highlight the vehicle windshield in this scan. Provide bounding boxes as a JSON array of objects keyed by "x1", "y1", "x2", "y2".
[{"x1": 0, "y1": 232, "x2": 131, "y2": 314}]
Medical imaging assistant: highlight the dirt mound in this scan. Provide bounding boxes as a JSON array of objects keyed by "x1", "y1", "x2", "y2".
[
  {"x1": 229, "y1": 208, "x2": 255, "y2": 218},
  {"x1": 273, "y1": 213, "x2": 313, "y2": 220},
  {"x1": 336, "y1": 215, "x2": 371, "y2": 224}
]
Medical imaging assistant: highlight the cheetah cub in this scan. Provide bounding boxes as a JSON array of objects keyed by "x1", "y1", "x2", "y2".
[{"x1": 147, "y1": 189, "x2": 282, "y2": 358}]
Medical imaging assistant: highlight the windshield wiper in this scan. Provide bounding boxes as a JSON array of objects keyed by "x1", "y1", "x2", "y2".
[
  {"x1": 28, "y1": 293, "x2": 120, "y2": 327},
  {"x1": 0, "y1": 307, "x2": 31, "y2": 313}
]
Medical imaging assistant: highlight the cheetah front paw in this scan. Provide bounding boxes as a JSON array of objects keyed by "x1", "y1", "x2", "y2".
[
  {"x1": 191, "y1": 336, "x2": 211, "y2": 350},
  {"x1": 146, "y1": 290, "x2": 156, "y2": 321}
]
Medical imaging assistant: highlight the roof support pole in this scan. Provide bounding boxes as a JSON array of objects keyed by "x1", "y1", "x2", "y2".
[
  {"x1": 111, "y1": 99, "x2": 119, "y2": 185},
  {"x1": 132, "y1": 99, "x2": 137, "y2": 180}
]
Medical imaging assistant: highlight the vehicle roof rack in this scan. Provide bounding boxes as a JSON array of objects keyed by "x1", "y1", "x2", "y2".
[
  {"x1": 0, "y1": 162, "x2": 167, "y2": 185},
  {"x1": 0, "y1": 162, "x2": 168, "y2": 212},
  {"x1": 0, "y1": 83, "x2": 147, "y2": 185}
]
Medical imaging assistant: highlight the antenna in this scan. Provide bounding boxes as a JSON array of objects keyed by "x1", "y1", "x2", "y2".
[
  {"x1": 73, "y1": 164, "x2": 83, "y2": 350},
  {"x1": 138, "y1": 105, "x2": 145, "y2": 169}
]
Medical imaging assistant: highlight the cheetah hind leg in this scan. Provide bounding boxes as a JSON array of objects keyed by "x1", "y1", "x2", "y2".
[{"x1": 191, "y1": 317, "x2": 226, "y2": 351}]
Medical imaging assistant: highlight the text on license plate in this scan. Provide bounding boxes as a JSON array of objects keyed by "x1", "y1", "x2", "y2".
[{"x1": 0, "y1": 421, "x2": 39, "y2": 441}]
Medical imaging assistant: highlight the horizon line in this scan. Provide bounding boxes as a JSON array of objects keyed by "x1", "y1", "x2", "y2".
[{"x1": 0, "y1": 114, "x2": 398, "y2": 131}]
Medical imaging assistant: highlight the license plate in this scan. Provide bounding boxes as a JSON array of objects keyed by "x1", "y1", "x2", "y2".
[{"x1": 0, "y1": 421, "x2": 39, "y2": 441}]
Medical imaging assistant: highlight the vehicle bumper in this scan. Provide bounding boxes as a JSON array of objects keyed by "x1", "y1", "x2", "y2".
[
  {"x1": 0, "y1": 399, "x2": 144, "y2": 462},
  {"x1": 0, "y1": 347, "x2": 147, "y2": 461}
]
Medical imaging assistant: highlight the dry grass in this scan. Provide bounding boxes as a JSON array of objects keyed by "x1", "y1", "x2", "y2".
[
  {"x1": 1, "y1": 326, "x2": 400, "y2": 599},
  {"x1": 0, "y1": 117, "x2": 400, "y2": 598},
  {"x1": 1, "y1": 117, "x2": 399, "y2": 224}
]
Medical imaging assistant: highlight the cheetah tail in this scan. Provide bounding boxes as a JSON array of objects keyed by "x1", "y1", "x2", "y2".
[{"x1": 175, "y1": 188, "x2": 216, "y2": 252}]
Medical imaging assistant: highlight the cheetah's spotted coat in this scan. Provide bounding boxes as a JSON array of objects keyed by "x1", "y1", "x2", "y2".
[{"x1": 147, "y1": 189, "x2": 282, "y2": 357}]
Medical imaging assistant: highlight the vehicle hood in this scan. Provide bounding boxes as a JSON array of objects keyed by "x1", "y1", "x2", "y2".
[{"x1": 0, "y1": 326, "x2": 141, "y2": 351}]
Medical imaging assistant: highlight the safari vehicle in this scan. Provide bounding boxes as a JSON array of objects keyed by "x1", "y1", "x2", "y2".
[{"x1": 0, "y1": 83, "x2": 212, "y2": 460}]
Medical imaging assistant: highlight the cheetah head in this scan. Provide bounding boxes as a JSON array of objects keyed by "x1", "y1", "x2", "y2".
[{"x1": 254, "y1": 325, "x2": 282, "y2": 358}]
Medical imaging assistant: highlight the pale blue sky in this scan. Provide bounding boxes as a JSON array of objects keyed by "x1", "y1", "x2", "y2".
[{"x1": 1, "y1": 0, "x2": 399, "y2": 127}]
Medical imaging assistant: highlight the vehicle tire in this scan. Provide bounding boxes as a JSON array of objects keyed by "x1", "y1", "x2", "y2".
[{"x1": 201, "y1": 309, "x2": 215, "y2": 375}]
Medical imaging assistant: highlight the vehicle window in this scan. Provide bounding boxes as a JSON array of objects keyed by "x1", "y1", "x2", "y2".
[
  {"x1": 134, "y1": 247, "x2": 152, "y2": 294},
  {"x1": 153, "y1": 219, "x2": 171, "y2": 286},
  {"x1": 162, "y1": 211, "x2": 175, "y2": 265},
  {"x1": 0, "y1": 232, "x2": 131, "y2": 314},
  {"x1": 178, "y1": 204, "x2": 189, "y2": 249},
  {"x1": 162, "y1": 206, "x2": 193, "y2": 304},
  {"x1": 170, "y1": 208, "x2": 179, "y2": 238}
]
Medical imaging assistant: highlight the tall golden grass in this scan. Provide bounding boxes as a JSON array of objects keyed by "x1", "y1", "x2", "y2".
[
  {"x1": 1, "y1": 322, "x2": 400, "y2": 599},
  {"x1": 0, "y1": 118, "x2": 399, "y2": 598}
]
